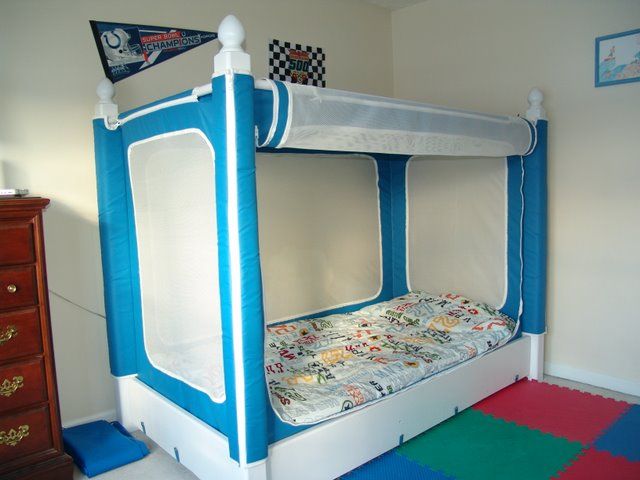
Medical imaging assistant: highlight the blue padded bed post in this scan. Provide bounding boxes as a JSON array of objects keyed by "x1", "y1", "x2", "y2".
[
  {"x1": 93, "y1": 119, "x2": 138, "y2": 376},
  {"x1": 215, "y1": 72, "x2": 268, "y2": 465},
  {"x1": 235, "y1": 73, "x2": 268, "y2": 464},
  {"x1": 375, "y1": 154, "x2": 410, "y2": 298},
  {"x1": 521, "y1": 120, "x2": 548, "y2": 334}
]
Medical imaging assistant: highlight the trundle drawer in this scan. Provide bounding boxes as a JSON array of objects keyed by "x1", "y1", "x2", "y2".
[
  {"x1": 0, "y1": 266, "x2": 37, "y2": 310},
  {"x1": 0, "y1": 358, "x2": 47, "y2": 414},
  {"x1": 0, "y1": 308, "x2": 42, "y2": 362},
  {"x1": 0, "y1": 406, "x2": 52, "y2": 464},
  {"x1": 0, "y1": 222, "x2": 35, "y2": 267}
]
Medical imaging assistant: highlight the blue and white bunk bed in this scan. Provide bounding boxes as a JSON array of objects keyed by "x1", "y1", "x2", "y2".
[{"x1": 93, "y1": 15, "x2": 548, "y2": 480}]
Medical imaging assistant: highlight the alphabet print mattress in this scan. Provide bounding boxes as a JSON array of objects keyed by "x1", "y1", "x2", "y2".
[{"x1": 265, "y1": 291, "x2": 517, "y2": 425}]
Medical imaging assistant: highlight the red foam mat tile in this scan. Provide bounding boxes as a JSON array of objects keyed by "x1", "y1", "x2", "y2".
[
  {"x1": 554, "y1": 447, "x2": 640, "y2": 479},
  {"x1": 473, "y1": 379, "x2": 630, "y2": 444}
]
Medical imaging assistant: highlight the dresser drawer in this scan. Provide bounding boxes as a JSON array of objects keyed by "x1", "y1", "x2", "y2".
[
  {"x1": 0, "y1": 406, "x2": 52, "y2": 464},
  {"x1": 0, "y1": 222, "x2": 35, "y2": 267},
  {"x1": 0, "y1": 266, "x2": 37, "y2": 310},
  {"x1": 0, "y1": 309, "x2": 43, "y2": 362},
  {"x1": 0, "y1": 358, "x2": 47, "y2": 414}
]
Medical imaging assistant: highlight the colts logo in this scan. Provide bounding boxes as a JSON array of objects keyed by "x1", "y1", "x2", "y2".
[{"x1": 100, "y1": 28, "x2": 144, "y2": 66}]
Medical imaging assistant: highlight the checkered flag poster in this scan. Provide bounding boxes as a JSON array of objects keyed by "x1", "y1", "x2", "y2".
[{"x1": 268, "y1": 39, "x2": 326, "y2": 87}]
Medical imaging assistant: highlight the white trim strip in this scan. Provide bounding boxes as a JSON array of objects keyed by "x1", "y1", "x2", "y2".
[
  {"x1": 225, "y1": 72, "x2": 248, "y2": 467},
  {"x1": 109, "y1": 95, "x2": 199, "y2": 130},
  {"x1": 405, "y1": 158, "x2": 411, "y2": 292},
  {"x1": 517, "y1": 156, "x2": 525, "y2": 320},
  {"x1": 498, "y1": 158, "x2": 509, "y2": 310}
]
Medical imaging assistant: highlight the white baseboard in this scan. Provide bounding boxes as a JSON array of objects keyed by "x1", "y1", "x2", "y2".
[
  {"x1": 62, "y1": 409, "x2": 118, "y2": 429},
  {"x1": 545, "y1": 362, "x2": 640, "y2": 398}
]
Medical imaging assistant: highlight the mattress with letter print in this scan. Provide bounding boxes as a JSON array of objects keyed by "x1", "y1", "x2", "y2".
[{"x1": 265, "y1": 291, "x2": 517, "y2": 425}]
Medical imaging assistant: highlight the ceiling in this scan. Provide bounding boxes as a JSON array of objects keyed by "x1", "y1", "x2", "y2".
[{"x1": 359, "y1": 0, "x2": 427, "y2": 10}]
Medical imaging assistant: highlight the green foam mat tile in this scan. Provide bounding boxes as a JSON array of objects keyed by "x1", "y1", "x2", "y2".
[{"x1": 397, "y1": 409, "x2": 584, "y2": 480}]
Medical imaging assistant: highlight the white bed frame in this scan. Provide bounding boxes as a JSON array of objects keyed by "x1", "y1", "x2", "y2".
[
  {"x1": 115, "y1": 335, "x2": 540, "y2": 480},
  {"x1": 99, "y1": 16, "x2": 548, "y2": 480}
]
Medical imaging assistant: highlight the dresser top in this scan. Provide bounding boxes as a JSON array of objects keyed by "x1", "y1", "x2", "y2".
[{"x1": 0, "y1": 197, "x2": 50, "y2": 210}]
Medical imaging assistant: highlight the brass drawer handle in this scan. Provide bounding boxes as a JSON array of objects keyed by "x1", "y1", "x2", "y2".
[
  {"x1": 6, "y1": 284, "x2": 17, "y2": 294},
  {"x1": 0, "y1": 425, "x2": 29, "y2": 447},
  {"x1": 0, "y1": 376, "x2": 24, "y2": 397},
  {"x1": 0, "y1": 325, "x2": 18, "y2": 346}
]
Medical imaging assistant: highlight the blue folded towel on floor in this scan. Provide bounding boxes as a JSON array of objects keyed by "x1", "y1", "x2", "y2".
[{"x1": 63, "y1": 420, "x2": 149, "y2": 477}]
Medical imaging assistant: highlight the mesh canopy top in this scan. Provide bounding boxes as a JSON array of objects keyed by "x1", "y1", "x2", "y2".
[{"x1": 260, "y1": 82, "x2": 534, "y2": 157}]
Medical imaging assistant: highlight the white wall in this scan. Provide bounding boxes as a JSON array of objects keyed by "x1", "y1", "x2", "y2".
[
  {"x1": 393, "y1": 0, "x2": 640, "y2": 394},
  {"x1": 0, "y1": 0, "x2": 392, "y2": 425}
]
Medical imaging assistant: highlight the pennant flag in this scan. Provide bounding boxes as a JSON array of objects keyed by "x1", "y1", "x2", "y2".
[
  {"x1": 268, "y1": 39, "x2": 326, "y2": 87},
  {"x1": 90, "y1": 21, "x2": 217, "y2": 83}
]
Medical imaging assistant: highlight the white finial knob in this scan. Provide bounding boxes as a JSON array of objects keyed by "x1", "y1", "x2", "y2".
[
  {"x1": 526, "y1": 87, "x2": 546, "y2": 122},
  {"x1": 213, "y1": 14, "x2": 251, "y2": 76},
  {"x1": 96, "y1": 78, "x2": 115, "y2": 104},
  {"x1": 94, "y1": 77, "x2": 118, "y2": 122},
  {"x1": 218, "y1": 15, "x2": 245, "y2": 52},
  {"x1": 528, "y1": 88, "x2": 543, "y2": 108}
]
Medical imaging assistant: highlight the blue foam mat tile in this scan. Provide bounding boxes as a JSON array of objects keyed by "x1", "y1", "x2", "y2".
[
  {"x1": 341, "y1": 451, "x2": 455, "y2": 480},
  {"x1": 594, "y1": 404, "x2": 640, "y2": 462}
]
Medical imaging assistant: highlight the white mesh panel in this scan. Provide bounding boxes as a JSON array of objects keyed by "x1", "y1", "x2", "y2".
[
  {"x1": 128, "y1": 130, "x2": 224, "y2": 402},
  {"x1": 256, "y1": 154, "x2": 381, "y2": 323},
  {"x1": 407, "y1": 156, "x2": 507, "y2": 307},
  {"x1": 278, "y1": 83, "x2": 532, "y2": 157}
]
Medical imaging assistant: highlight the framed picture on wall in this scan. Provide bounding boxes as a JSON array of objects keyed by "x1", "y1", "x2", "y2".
[{"x1": 595, "y1": 28, "x2": 640, "y2": 87}]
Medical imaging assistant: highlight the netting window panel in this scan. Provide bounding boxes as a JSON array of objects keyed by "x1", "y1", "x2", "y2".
[
  {"x1": 407, "y1": 156, "x2": 507, "y2": 307},
  {"x1": 278, "y1": 83, "x2": 533, "y2": 157},
  {"x1": 256, "y1": 153, "x2": 382, "y2": 324},
  {"x1": 128, "y1": 129, "x2": 225, "y2": 402}
]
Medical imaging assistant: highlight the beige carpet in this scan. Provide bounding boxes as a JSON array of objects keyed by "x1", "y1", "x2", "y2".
[{"x1": 72, "y1": 430, "x2": 197, "y2": 480}]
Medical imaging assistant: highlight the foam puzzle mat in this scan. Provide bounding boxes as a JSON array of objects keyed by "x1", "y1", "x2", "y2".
[{"x1": 341, "y1": 380, "x2": 640, "y2": 480}]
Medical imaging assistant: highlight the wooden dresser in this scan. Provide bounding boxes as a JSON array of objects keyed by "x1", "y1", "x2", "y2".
[{"x1": 0, "y1": 198, "x2": 73, "y2": 479}]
